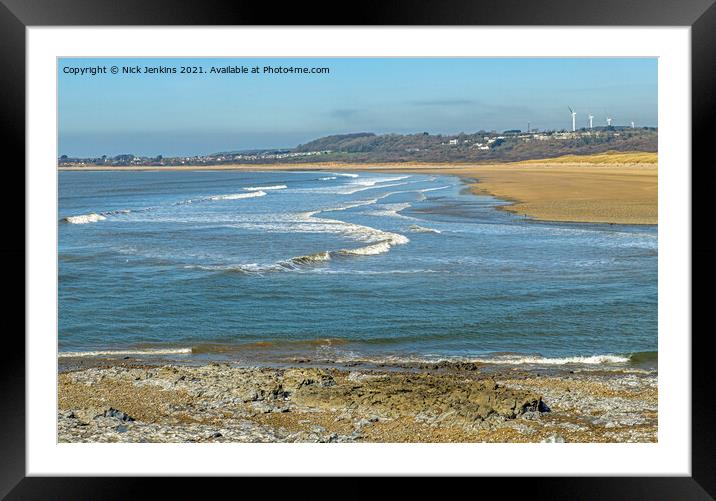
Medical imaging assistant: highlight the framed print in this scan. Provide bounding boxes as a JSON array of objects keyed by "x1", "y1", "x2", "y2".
[{"x1": 3, "y1": 0, "x2": 714, "y2": 497}]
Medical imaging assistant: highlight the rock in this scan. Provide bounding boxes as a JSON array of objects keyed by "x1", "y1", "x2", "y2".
[
  {"x1": 355, "y1": 419, "x2": 372, "y2": 428},
  {"x1": 542, "y1": 434, "x2": 566, "y2": 443},
  {"x1": 283, "y1": 368, "x2": 336, "y2": 390},
  {"x1": 73, "y1": 406, "x2": 134, "y2": 424},
  {"x1": 105, "y1": 407, "x2": 135, "y2": 422},
  {"x1": 521, "y1": 411, "x2": 541, "y2": 420}
]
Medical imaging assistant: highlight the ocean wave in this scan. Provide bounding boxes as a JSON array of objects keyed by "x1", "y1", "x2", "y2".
[
  {"x1": 476, "y1": 354, "x2": 631, "y2": 365},
  {"x1": 338, "y1": 241, "x2": 393, "y2": 256},
  {"x1": 176, "y1": 190, "x2": 268, "y2": 205},
  {"x1": 296, "y1": 208, "x2": 410, "y2": 254},
  {"x1": 169, "y1": 179, "x2": 412, "y2": 274},
  {"x1": 58, "y1": 347, "x2": 192, "y2": 358},
  {"x1": 408, "y1": 224, "x2": 441, "y2": 234},
  {"x1": 330, "y1": 353, "x2": 634, "y2": 367},
  {"x1": 322, "y1": 199, "x2": 380, "y2": 212},
  {"x1": 64, "y1": 213, "x2": 107, "y2": 224},
  {"x1": 288, "y1": 251, "x2": 332, "y2": 265},
  {"x1": 187, "y1": 250, "x2": 333, "y2": 275},
  {"x1": 319, "y1": 176, "x2": 337, "y2": 181},
  {"x1": 340, "y1": 181, "x2": 411, "y2": 195},
  {"x1": 208, "y1": 191, "x2": 267, "y2": 201},
  {"x1": 243, "y1": 185, "x2": 287, "y2": 191},
  {"x1": 366, "y1": 203, "x2": 414, "y2": 219},
  {"x1": 62, "y1": 207, "x2": 150, "y2": 224},
  {"x1": 187, "y1": 262, "x2": 283, "y2": 274},
  {"x1": 419, "y1": 185, "x2": 450, "y2": 193}
]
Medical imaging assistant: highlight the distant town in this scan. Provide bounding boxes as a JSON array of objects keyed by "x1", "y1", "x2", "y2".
[{"x1": 59, "y1": 126, "x2": 657, "y2": 167}]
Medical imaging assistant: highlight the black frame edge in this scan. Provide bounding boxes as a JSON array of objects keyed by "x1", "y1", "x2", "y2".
[
  {"x1": 1, "y1": 0, "x2": 715, "y2": 26},
  {"x1": 692, "y1": 0, "x2": 716, "y2": 498},
  {"x1": 0, "y1": 1, "x2": 26, "y2": 500}
]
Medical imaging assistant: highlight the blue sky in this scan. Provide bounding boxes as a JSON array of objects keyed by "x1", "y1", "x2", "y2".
[{"x1": 58, "y1": 57, "x2": 657, "y2": 157}]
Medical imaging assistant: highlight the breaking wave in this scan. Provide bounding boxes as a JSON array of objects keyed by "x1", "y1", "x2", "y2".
[
  {"x1": 188, "y1": 206, "x2": 410, "y2": 274},
  {"x1": 208, "y1": 191, "x2": 267, "y2": 201},
  {"x1": 330, "y1": 352, "x2": 635, "y2": 367},
  {"x1": 293, "y1": 207, "x2": 410, "y2": 255},
  {"x1": 419, "y1": 185, "x2": 450, "y2": 193},
  {"x1": 62, "y1": 208, "x2": 150, "y2": 225},
  {"x1": 338, "y1": 241, "x2": 393, "y2": 256},
  {"x1": 177, "y1": 190, "x2": 270, "y2": 205},
  {"x1": 288, "y1": 251, "x2": 332, "y2": 265},
  {"x1": 64, "y1": 213, "x2": 106, "y2": 224},
  {"x1": 475, "y1": 354, "x2": 631, "y2": 365},
  {"x1": 408, "y1": 224, "x2": 441, "y2": 234},
  {"x1": 58, "y1": 347, "x2": 192, "y2": 358},
  {"x1": 243, "y1": 185, "x2": 287, "y2": 191},
  {"x1": 339, "y1": 176, "x2": 412, "y2": 195},
  {"x1": 322, "y1": 199, "x2": 380, "y2": 212},
  {"x1": 366, "y1": 203, "x2": 413, "y2": 219}
]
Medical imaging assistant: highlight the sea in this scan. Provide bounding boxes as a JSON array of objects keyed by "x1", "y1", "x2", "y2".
[{"x1": 58, "y1": 169, "x2": 658, "y2": 368}]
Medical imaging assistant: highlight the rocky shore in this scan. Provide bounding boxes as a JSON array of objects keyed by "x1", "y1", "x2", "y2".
[{"x1": 58, "y1": 361, "x2": 657, "y2": 443}]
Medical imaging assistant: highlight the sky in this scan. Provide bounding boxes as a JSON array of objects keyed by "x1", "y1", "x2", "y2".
[{"x1": 58, "y1": 57, "x2": 658, "y2": 157}]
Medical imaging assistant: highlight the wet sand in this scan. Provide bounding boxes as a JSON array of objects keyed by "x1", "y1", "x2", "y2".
[
  {"x1": 59, "y1": 152, "x2": 657, "y2": 225},
  {"x1": 58, "y1": 360, "x2": 657, "y2": 443}
]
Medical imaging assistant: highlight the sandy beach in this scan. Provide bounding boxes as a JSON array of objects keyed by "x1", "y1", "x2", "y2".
[
  {"x1": 59, "y1": 151, "x2": 657, "y2": 225},
  {"x1": 58, "y1": 360, "x2": 656, "y2": 443}
]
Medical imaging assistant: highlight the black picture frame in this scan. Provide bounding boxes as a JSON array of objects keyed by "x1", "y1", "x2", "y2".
[{"x1": 2, "y1": 0, "x2": 713, "y2": 498}]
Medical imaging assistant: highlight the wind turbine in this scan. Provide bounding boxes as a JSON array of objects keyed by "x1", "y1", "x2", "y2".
[
  {"x1": 588, "y1": 113, "x2": 594, "y2": 129},
  {"x1": 568, "y1": 106, "x2": 577, "y2": 132}
]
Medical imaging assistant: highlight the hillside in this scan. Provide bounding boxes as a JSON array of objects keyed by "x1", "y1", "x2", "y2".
[
  {"x1": 58, "y1": 128, "x2": 658, "y2": 167},
  {"x1": 293, "y1": 129, "x2": 657, "y2": 164}
]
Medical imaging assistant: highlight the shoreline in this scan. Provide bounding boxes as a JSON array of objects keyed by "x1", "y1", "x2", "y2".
[
  {"x1": 59, "y1": 153, "x2": 658, "y2": 225},
  {"x1": 58, "y1": 359, "x2": 657, "y2": 443}
]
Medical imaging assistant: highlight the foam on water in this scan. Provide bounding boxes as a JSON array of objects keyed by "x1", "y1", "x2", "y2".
[
  {"x1": 476, "y1": 354, "x2": 632, "y2": 365},
  {"x1": 243, "y1": 185, "x2": 287, "y2": 191},
  {"x1": 338, "y1": 241, "x2": 393, "y2": 256},
  {"x1": 365, "y1": 203, "x2": 414, "y2": 219},
  {"x1": 340, "y1": 180, "x2": 412, "y2": 195},
  {"x1": 64, "y1": 213, "x2": 107, "y2": 224},
  {"x1": 332, "y1": 353, "x2": 631, "y2": 366},
  {"x1": 208, "y1": 190, "x2": 267, "y2": 200},
  {"x1": 408, "y1": 224, "x2": 441, "y2": 234},
  {"x1": 58, "y1": 347, "x2": 193, "y2": 357}
]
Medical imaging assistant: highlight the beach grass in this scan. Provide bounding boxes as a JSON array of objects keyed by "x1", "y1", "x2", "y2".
[{"x1": 514, "y1": 150, "x2": 657, "y2": 165}]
